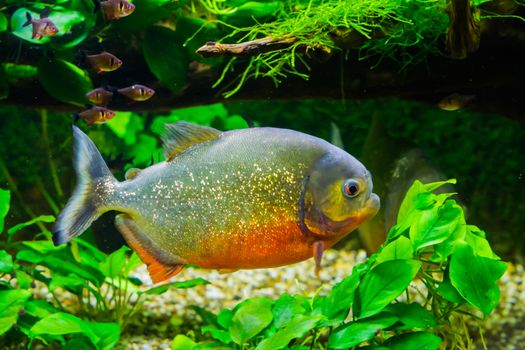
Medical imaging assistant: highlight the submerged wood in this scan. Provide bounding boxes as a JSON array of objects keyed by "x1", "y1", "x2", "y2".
[{"x1": 196, "y1": 36, "x2": 298, "y2": 57}]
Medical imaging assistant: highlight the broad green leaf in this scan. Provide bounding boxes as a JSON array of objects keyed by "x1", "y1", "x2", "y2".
[
  {"x1": 385, "y1": 331, "x2": 441, "y2": 350},
  {"x1": 16, "y1": 269, "x2": 33, "y2": 289},
  {"x1": 328, "y1": 313, "x2": 398, "y2": 349},
  {"x1": 171, "y1": 334, "x2": 196, "y2": 350},
  {"x1": 383, "y1": 303, "x2": 436, "y2": 329},
  {"x1": 224, "y1": 115, "x2": 249, "y2": 130},
  {"x1": 0, "y1": 13, "x2": 7, "y2": 32},
  {"x1": 229, "y1": 297, "x2": 273, "y2": 345},
  {"x1": 49, "y1": 273, "x2": 84, "y2": 293},
  {"x1": 143, "y1": 26, "x2": 189, "y2": 94},
  {"x1": 450, "y1": 243, "x2": 506, "y2": 316},
  {"x1": 423, "y1": 179, "x2": 456, "y2": 192},
  {"x1": 358, "y1": 259, "x2": 422, "y2": 318},
  {"x1": 201, "y1": 325, "x2": 232, "y2": 344},
  {"x1": 464, "y1": 226, "x2": 498, "y2": 259},
  {"x1": 0, "y1": 64, "x2": 7, "y2": 100},
  {"x1": 87, "y1": 322, "x2": 121, "y2": 350},
  {"x1": 217, "y1": 308, "x2": 234, "y2": 329},
  {"x1": 396, "y1": 179, "x2": 456, "y2": 235},
  {"x1": 437, "y1": 268, "x2": 466, "y2": 304},
  {"x1": 0, "y1": 289, "x2": 31, "y2": 335},
  {"x1": 143, "y1": 278, "x2": 210, "y2": 295},
  {"x1": 0, "y1": 189, "x2": 10, "y2": 233},
  {"x1": 11, "y1": 7, "x2": 85, "y2": 45},
  {"x1": 3, "y1": 63, "x2": 38, "y2": 79},
  {"x1": 273, "y1": 294, "x2": 307, "y2": 329},
  {"x1": 376, "y1": 236, "x2": 413, "y2": 263},
  {"x1": 8, "y1": 215, "x2": 55, "y2": 235},
  {"x1": 30, "y1": 313, "x2": 120, "y2": 350},
  {"x1": 315, "y1": 269, "x2": 361, "y2": 322},
  {"x1": 409, "y1": 200, "x2": 463, "y2": 251},
  {"x1": 25, "y1": 300, "x2": 60, "y2": 318},
  {"x1": 256, "y1": 315, "x2": 322, "y2": 350},
  {"x1": 99, "y1": 246, "x2": 129, "y2": 278},
  {"x1": 0, "y1": 250, "x2": 13, "y2": 273},
  {"x1": 191, "y1": 305, "x2": 218, "y2": 327},
  {"x1": 38, "y1": 58, "x2": 92, "y2": 105}
]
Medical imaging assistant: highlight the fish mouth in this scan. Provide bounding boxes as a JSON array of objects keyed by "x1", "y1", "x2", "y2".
[{"x1": 298, "y1": 176, "x2": 380, "y2": 240}]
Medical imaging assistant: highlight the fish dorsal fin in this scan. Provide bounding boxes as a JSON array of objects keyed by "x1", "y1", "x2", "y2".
[
  {"x1": 162, "y1": 121, "x2": 222, "y2": 161},
  {"x1": 40, "y1": 7, "x2": 51, "y2": 19},
  {"x1": 125, "y1": 168, "x2": 141, "y2": 180}
]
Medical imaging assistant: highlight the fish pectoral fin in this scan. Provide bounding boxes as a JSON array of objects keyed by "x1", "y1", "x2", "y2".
[
  {"x1": 162, "y1": 121, "x2": 222, "y2": 161},
  {"x1": 313, "y1": 241, "x2": 325, "y2": 277},
  {"x1": 115, "y1": 214, "x2": 184, "y2": 284}
]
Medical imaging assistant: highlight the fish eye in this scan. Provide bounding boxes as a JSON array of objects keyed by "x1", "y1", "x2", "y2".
[{"x1": 342, "y1": 179, "x2": 360, "y2": 198}]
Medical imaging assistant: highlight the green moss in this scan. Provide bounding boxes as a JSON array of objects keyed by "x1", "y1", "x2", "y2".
[{"x1": 193, "y1": 0, "x2": 450, "y2": 96}]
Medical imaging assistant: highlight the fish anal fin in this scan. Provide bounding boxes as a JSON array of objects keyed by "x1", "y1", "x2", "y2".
[
  {"x1": 115, "y1": 214, "x2": 184, "y2": 283},
  {"x1": 162, "y1": 121, "x2": 221, "y2": 161}
]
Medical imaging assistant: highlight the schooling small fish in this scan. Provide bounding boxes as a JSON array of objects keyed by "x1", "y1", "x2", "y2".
[
  {"x1": 83, "y1": 51, "x2": 122, "y2": 74},
  {"x1": 22, "y1": 8, "x2": 59, "y2": 40},
  {"x1": 53, "y1": 122, "x2": 380, "y2": 283},
  {"x1": 438, "y1": 93, "x2": 475, "y2": 111},
  {"x1": 93, "y1": 0, "x2": 135, "y2": 20},
  {"x1": 117, "y1": 84, "x2": 155, "y2": 101},
  {"x1": 74, "y1": 106, "x2": 115, "y2": 125},
  {"x1": 86, "y1": 87, "x2": 114, "y2": 106}
]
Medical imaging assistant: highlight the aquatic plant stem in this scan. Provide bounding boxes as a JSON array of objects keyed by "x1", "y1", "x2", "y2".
[
  {"x1": 35, "y1": 176, "x2": 59, "y2": 214},
  {"x1": 0, "y1": 155, "x2": 46, "y2": 232},
  {"x1": 41, "y1": 110, "x2": 64, "y2": 203}
]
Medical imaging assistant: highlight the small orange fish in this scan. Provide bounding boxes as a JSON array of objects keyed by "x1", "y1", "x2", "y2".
[
  {"x1": 84, "y1": 52, "x2": 122, "y2": 74},
  {"x1": 23, "y1": 8, "x2": 59, "y2": 40},
  {"x1": 86, "y1": 87, "x2": 113, "y2": 106},
  {"x1": 75, "y1": 106, "x2": 115, "y2": 125},
  {"x1": 117, "y1": 84, "x2": 155, "y2": 101},
  {"x1": 93, "y1": 0, "x2": 135, "y2": 20}
]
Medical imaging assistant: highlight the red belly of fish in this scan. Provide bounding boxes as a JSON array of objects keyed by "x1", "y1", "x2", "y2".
[{"x1": 189, "y1": 220, "x2": 316, "y2": 269}]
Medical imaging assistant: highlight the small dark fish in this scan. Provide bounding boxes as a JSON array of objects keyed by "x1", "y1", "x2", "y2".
[
  {"x1": 93, "y1": 0, "x2": 135, "y2": 20},
  {"x1": 22, "y1": 8, "x2": 59, "y2": 40},
  {"x1": 117, "y1": 84, "x2": 155, "y2": 101},
  {"x1": 438, "y1": 93, "x2": 475, "y2": 111},
  {"x1": 86, "y1": 87, "x2": 113, "y2": 106},
  {"x1": 84, "y1": 52, "x2": 122, "y2": 74},
  {"x1": 74, "y1": 106, "x2": 115, "y2": 125}
]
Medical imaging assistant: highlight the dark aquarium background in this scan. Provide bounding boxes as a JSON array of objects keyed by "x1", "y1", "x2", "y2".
[{"x1": 1, "y1": 0, "x2": 524, "y2": 349}]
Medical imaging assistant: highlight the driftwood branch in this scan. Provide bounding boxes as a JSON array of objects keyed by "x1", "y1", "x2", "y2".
[{"x1": 196, "y1": 36, "x2": 298, "y2": 57}]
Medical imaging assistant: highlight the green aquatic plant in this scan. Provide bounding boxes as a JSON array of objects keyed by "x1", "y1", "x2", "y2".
[
  {"x1": 0, "y1": 188, "x2": 208, "y2": 349},
  {"x1": 173, "y1": 179, "x2": 506, "y2": 349},
  {"x1": 193, "y1": 0, "x2": 450, "y2": 96}
]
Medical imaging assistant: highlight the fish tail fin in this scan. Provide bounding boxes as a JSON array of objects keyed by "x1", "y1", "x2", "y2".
[
  {"x1": 23, "y1": 12, "x2": 32, "y2": 27},
  {"x1": 53, "y1": 125, "x2": 118, "y2": 246}
]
